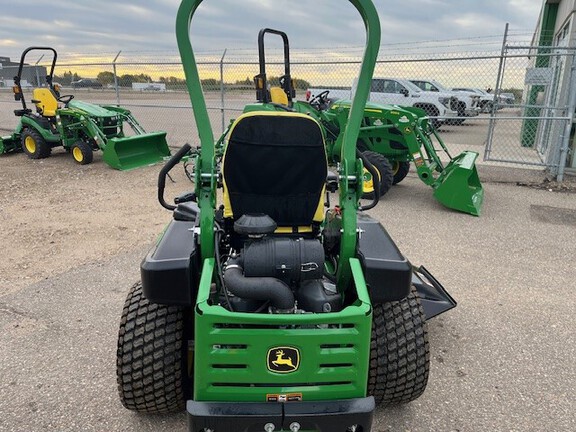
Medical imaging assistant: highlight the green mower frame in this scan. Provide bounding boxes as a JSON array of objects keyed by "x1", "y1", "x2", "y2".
[
  {"x1": 244, "y1": 28, "x2": 484, "y2": 216},
  {"x1": 0, "y1": 47, "x2": 170, "y2": 170},
  {"x1": 116, "y1": 1, "x2": 457, "y2": 431}
]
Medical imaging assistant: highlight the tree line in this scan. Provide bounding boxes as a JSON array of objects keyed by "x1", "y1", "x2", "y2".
[{"x1": 54, "y1": 70, "x2": 310, "y2": 90}]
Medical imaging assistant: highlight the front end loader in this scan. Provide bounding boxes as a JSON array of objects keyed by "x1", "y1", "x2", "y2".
[
  {"x1": 116, "y1": 1, "x2": 456, "y2": 431},
  {"x1": 2, "y1": 47, "x2": 170, "y2": 170},
  {"x1": 245, "y1": 29, "x2": 484, "y2": 216},
  {"x1": 326, "y1": 100, "x2": 484, "y2": 216}
]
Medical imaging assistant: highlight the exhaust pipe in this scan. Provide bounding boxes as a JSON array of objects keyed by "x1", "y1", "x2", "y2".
[{"x1": 224, "y1": 258, "x2": 294, "y2": 311}]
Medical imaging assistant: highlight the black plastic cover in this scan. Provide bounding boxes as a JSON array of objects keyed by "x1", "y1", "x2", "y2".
[
  {"x1": 234, "y1": 213, "x2": 277, "y2": 235},
  {"x1": 187, "y1": 396, "x2": 374, "y2": 432},
  {"x1": 357, "y1": 213, "x2": 412, "y2": 302},
  {"x1": 173, "y1": 201, "x2": 199, "y2": 222},
  {"x1": 243, "y1": 237, "x2": 324, "y2": 282},
  {"x1": 140, "y1": 219, "x2": 198, "y2": 306}
]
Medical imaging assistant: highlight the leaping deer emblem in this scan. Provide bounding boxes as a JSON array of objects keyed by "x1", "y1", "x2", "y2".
[
  {"x1": 268, "y1": 347, "x2": 299, "y2": 372},
  {"x1": 272, "y1": 350, "x2": 296, "y2": 369}
]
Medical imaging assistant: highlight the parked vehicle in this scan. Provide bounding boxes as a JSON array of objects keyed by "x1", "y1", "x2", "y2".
[
  {"x1": 307, "y1": 77, "x2": 459, "y2": 128},
  {"x1": 0, "y1": 47, "x2": 171, "y2": 170},
  {"x1": 71, "y1": 78, "x2": 103, "y2": 89},
  {"x1": 498, "y1": 92, "x2": 516, "y2": 105},
  {"x1": 116, "y1": 6, "x2": 458, "y2": 431},
  {"x1": 410, "y1": 79, "x2": 480, "y2": 122},
  {"x1": 257, "y1": 30, "x2": 484, "y2": 216},
  {"x1": 452, "y1": 87, "x2": 497, "y2": 113}
]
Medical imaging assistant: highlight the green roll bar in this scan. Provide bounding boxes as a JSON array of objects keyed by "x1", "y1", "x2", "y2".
[{"x1": 175, "y1": 0, "x2": 381, "y2": 290}]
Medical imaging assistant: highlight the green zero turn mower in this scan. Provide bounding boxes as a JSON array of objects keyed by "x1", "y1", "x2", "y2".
[
  {"x1": 0, "y1": 47, "x2": 170, "y2": 170},
  {"x1": 116, "y1": 1, "x2": 457, "y2": 431},
  {"x1": 247, "y1": 29, "x2": 483, "y2": 216}
]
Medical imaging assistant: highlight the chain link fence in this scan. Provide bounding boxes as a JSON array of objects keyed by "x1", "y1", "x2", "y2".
[
  {"x1": 2, "y1": 30, "x2": 572, "y2": 178},
  {"x1": 485, "y1": 26, "x2": 576, "y2": 180}
]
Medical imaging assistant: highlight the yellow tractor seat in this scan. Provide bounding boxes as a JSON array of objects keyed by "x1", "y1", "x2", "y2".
[
  {"x1": 32, "y1": 88, "x2": 59, "y2": 117},
  {"x1": 222, "y1": 111, "x2": 328, "y2": 233},
  {"x1": 269, "y1": 86, "x2": 289, "y2": 105}
]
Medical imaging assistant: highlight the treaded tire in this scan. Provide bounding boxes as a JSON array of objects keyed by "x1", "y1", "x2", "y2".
[
  {"x1": 21, "y1": 128, "x2": 51, "y2": 159},
  {"x1": 71, "y1": 141, "x2": 93, "y2": 165},
  {"x1": 116, "y1": 282, "x2": 188, "y2": 413},
  {"x1": 391, "y1": 161, "x2": 410, "y2": 185},
  {"x1": 368, "y1": 286, "x2": 430, "y2": 406},
  {"x1": 361, "y1": 151, "x2": 393, "y2": 199}
]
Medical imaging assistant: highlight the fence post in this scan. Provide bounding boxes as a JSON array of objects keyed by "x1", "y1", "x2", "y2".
[
  {"x1": 557, "y1": 53, "x2": 576, "y2": 181},
  {"x1": 220, "y1": 49, "x2": 227, "y2": 134},
  {"x1": 484, "y1": 23, "x2": 508, "y2": 161},
  {"x1": 35, "y1": 55, "x2": 44, "y2": 87},
  {"x1": 112, "y1": 51, "x2": 122, "y2": 106}
]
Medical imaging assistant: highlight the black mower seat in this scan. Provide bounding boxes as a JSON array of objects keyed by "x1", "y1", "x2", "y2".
[{"x1": 222, "y1": 111, "x2": 328, "y2": 231}]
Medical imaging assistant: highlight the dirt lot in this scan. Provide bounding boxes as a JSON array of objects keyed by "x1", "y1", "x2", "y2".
[
  {"x1": 0, "y1": 150, "x2": 189, "y2": 296},
  {"x1": 2, "y1": 88, "x2": 576, "y2": 431},
  {"x1": 2, "y1": 134, "x2": 576, "y2": 432}
]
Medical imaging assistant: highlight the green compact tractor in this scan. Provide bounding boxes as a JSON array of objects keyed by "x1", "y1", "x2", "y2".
[
  {"x1": 247, "y1": 29, "x2": 483, "y2": 216},
  {"x1": 116, "y1": 1, "x2": 456, "y2": 431},
  {"x1": 0, "y1": 47, "x2": 170, "y2": 170}
]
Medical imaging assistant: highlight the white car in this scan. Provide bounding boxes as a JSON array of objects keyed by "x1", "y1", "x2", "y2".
[
  {"x1": 352, "y1": 77, "x2": 459, "y2": 128},
  {"x1": 410, "y1": 79, "x2": 481, "y2": 122},
  {"x1": 452, "y1": 87, "x2": 498, "y2": 113}
]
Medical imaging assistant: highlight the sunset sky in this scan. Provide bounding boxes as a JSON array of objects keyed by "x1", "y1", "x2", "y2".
[{"x1": 1, "y1": 0, "x2": 542, "y2": 60}]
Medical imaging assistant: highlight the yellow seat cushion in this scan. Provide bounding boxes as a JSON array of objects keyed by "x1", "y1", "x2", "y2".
[
  {"x1": 32, "y1": 88, "x2": 59, "y2": 117},
  {"x1": 269, "y1": 87, "x2": 289, "y2": 105}
]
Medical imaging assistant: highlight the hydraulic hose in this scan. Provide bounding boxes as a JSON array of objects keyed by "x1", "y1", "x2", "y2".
[
  {"x1": 223, "y1": 257, "x2": 294, "y2": 311},
  {"x1": 158, "y1": 143, "x2": 191, "y2": 210}
]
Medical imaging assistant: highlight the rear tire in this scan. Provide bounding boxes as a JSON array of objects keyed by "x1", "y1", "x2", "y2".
[
  {"x1": 391, "y1": 161, "x2": 410, "y2": 185},
  {"x1": 116, "y1": 282, "x2": 188, "y2": 413},
  {"x1": 361, "y1": 151, "x2": 393, "y2": 199},
  {"x1": 368, "y1": 286, "x2": 430, "y2": 406},
  {"x1": 71, "y1": 141, "x2": 93, "y2": 165},
  {"x1": 21, "y1": 129, "x2": 51, "y2": 159}
]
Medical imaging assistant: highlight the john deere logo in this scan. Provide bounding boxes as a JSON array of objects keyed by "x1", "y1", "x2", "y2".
[{"x1": 267, "y1": 347, "x2": 300, "y2": 373}]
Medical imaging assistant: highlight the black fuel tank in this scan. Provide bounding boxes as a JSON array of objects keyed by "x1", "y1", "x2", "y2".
[
  {"x1": 140, "y1": 219, "x2": 199, "y2": 306},
  {"x1": 357, "y1": 214, "x2": 412, "y2": 302}
]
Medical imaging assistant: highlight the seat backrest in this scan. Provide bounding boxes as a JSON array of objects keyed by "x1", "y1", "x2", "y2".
[
  {"x1": 269, "y1": 87, "x2": 289, "y2": 105},
  {"x1": 32, "y1": 88, "x2": 59, "y2": 116},
  {"x1": 222, "y1": 111, "x2": 327, "y2": 230}
]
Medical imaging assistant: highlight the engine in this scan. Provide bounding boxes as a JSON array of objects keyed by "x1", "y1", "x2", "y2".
[{"x1": 222, "y1": 214, "x2": 341, "y2": 314}]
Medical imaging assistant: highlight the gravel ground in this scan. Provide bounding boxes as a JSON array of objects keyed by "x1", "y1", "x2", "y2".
[{"x1": 1, "y1": 111, "x2": 576, "y2": 431}]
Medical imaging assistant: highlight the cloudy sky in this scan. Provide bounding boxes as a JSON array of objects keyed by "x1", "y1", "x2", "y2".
[{"x1": 0, "y1": 0, "x2": 543, "y2": 62}]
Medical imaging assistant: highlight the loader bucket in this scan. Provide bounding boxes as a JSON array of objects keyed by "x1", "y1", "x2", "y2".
[
  {"x1": 101, "y1": 131, "x2": 171, "y2": 170},
  {"x1": 432, "y1": 150, "x2": 484, "y2": 216}
]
